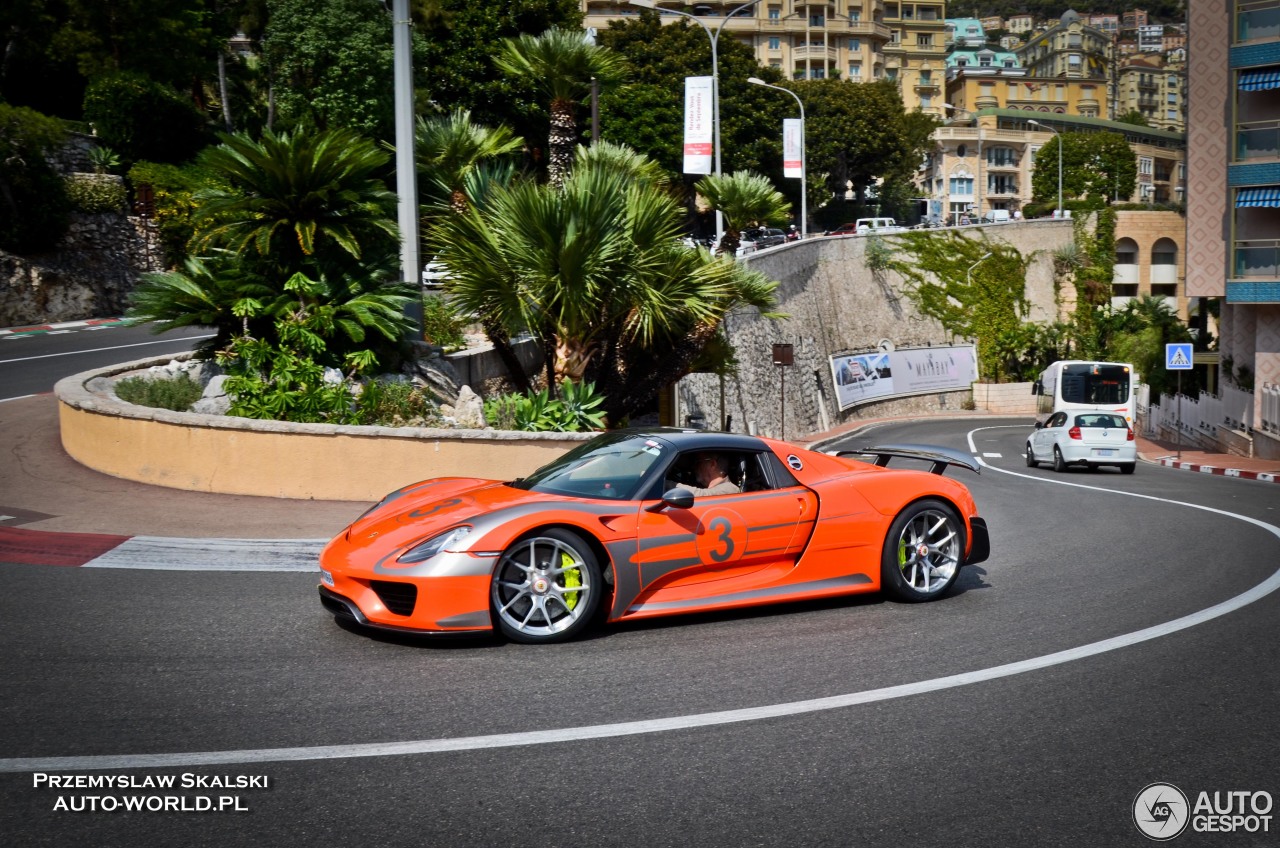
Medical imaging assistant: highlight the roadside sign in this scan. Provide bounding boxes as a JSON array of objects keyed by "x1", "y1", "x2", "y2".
[{"x1": 1166, "y1": 343, "x2": 1193, "y2": 370}]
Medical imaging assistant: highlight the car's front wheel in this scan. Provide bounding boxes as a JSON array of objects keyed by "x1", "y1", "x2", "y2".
[
  {"x1": 490, "y1": 529, "x2": 603, "y2": 644},
  {"x1": 1025, "y1": 442, "x2": 1038, "y2": 468},
  {"x1": 881, "y1": 499, "x2": 964, "y2": 602}
]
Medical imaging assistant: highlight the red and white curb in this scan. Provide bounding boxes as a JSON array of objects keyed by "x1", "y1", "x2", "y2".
[
  {"x1": 1154, "y1": 458, "x2": 1278, "y2": 483},
  {"x1": 0, "y1": 318, "x2": 128, "y2": 338},
  {"x1": 0, "y1": 527, "x2": 323, "y2": 570}
]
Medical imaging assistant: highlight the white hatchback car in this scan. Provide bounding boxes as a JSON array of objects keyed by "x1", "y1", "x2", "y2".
[{"x1": 1026, "y1": 411, "x2": 1136, "y2": 474}]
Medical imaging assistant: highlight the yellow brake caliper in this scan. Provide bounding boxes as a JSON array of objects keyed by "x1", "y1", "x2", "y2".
[{"x1": 561, "y1": 551, "x2": 582, "y2": 610}]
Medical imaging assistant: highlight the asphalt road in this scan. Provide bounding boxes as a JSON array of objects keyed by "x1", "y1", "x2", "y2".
[
  {"x1": 0, "y1": 321, "x2": 214, "y2": 400},
  {"x1": 2, "y1": 418, "x2": 1277, "y2": 846}
]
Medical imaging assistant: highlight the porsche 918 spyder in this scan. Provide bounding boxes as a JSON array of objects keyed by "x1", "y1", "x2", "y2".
[{"x1": 318, "y1": 429, "x2": 990, "y2": 644}]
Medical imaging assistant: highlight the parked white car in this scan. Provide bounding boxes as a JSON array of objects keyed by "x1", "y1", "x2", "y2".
[
  {"x1": 854, "y1": 217, "x2": 907, "y2": 235},
  {"x1": 1026, "y1": 411, "x2": 1136, "y2": 474}
]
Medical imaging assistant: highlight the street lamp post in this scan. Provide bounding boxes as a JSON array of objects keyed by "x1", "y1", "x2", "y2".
[
  {"x1": 629, "y1": 0, "x2": 762, "y2": 244},
  {"x1": 747, "y1": 77, "x2": 806, "y2": 238},
  {"x1": 1028, "y1": 119, "x2": 1063, "y2": 219}
]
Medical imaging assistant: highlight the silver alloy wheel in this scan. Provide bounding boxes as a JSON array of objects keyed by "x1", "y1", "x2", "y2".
[
  {"x1": 491, "y1": 535, "x2": 594, "y2": 640},
  {"x1": 894, "y1": 508, "x2": 962, "y2": 595}
]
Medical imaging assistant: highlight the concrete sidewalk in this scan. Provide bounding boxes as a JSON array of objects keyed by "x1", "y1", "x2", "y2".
[{"x1": 2, "y1": 395, "x2": 1277, "y2": 567}]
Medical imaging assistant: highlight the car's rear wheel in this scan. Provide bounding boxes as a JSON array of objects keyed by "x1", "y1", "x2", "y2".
[
  {"x1": 1120, "y1": 463, "x2": 1135, "y2": 475},
  {"x1": 1053, "y1": 446, "x2": 1067, "y2": 472},
  {"x1": 490, "y1": 529, "x2": 602, "y2": 644},
  {"x1": 1025, "y1": 442, "x2": 1037, "y2": 468},
  {"x1": 881, "y1": 499, "x2": 964, "y2": 602}
]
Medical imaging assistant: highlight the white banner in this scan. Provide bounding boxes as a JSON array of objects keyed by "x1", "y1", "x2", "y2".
[
  {"x1": 831, "y1": 345, "x2": 978, "y2": 410},
  {"x1": 783, "y1": 118, "x2": 802, "y2": 179},
  {"x1": 683, "y1": 76, "x2": 713, "y2": 175}
]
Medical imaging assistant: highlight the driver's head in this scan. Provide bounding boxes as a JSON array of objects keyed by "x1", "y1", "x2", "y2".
[{"x1": 693, "y1": 452, "x2": 728, "y2": 486}]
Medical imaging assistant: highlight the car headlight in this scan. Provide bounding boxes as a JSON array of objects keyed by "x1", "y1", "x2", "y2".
[{"x1": 398, "y1": 526, "x2": 472, "y2": 564}]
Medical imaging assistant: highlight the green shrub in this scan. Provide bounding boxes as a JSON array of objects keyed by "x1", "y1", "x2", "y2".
[
  {"x1": 83, "y1": 71, "x2": 211, "y2": 165},
  {"x1": 0, "y1": 103, "x2": 71, "y2": 253},
  {"x1": 483, "y1": 380, "x2": 606, "y2": 432},
  {"x1": 422, "y1": 294, "x2": 468, "y2": 351},
  {"x1": 353, "y1": 379, "x2": 440, "y2": 426},
  {"x1": 114, "y1": 373, "x2": 203, "y2": 411},
  {"x1": 126, "y1": 160, "x2": 222, "y2": 264},
  {"x1": 63, "y1": 173, "x2": 126, "y2": 213}
]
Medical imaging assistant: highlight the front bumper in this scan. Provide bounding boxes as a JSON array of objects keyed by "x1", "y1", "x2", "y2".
[{"x1": 318, "y1": 586, "x2": 492, "y2": 637}]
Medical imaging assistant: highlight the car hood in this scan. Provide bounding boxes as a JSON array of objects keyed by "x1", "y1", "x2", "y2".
[{"x1": 339, "y1": 477, "x2": 618, "y2": 559}]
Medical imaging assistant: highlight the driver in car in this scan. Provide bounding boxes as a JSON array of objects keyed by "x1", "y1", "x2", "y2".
[{"x1": 674, "y1": 452, "x2": 741, "y2": 497}]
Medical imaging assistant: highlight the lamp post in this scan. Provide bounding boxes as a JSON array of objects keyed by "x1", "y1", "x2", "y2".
[
  {"x1": 1028, "y1": 119, "x2": 1063, "y2": 220},
  {"x1": 747, "y1": 77, "x2": 806, "y2": 238},
  {"x1": 629, "y1": 0, "x2": 762, "y2": 244},
  {"x1": 392, "y1": 0, "x2": 421, "y2": 337},
  {"x1": 967, "y1": 251, "x2": 992, "y2": 287}
]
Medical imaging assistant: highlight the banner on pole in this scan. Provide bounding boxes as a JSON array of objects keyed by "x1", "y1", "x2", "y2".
[
  {"x1": 683, "y1": 76, "x2": 713, "y2": 175},
  {"x1": 783, "y1": 118, "x2": 802, "y2": 179}
]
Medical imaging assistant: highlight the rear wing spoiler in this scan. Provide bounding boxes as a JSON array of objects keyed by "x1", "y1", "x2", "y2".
[{"x1": 832, "y1": 443, "x2": 981, "y2": 476}]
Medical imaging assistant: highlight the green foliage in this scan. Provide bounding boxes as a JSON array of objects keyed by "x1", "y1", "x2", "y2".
[
  {"x1": 113, "y1": 373, "x2": 203, "y2": 411},
  {"x1": 432, "y1": 144, "x2": 781, "y2": 423},
  {"x1": 421, "y1": 294, "x2": 468, "y2": 352},
  {"x1": 126, "y1": 160, "x2": 222, "y2": 264},
  {"x1": 63, "y1": 173, "x2": 126, "y2": 213},
  {"x1": 0, "y1": 103, "x2": 71, "y2": 252},
  {"x1": 82, "y1": 71, "x2": 212, "y2": 164},
  {"x1": 483, "y1": 380, "x2": 606, "y2": 432},
  {"x1": 262, "y1": 0, "x2": 422, "y2": 141},
  {"x1": 694, "y1": 170, "x2": 791, "y2": 256},
  {"x1": 215, "y1": 273, "x2": 386, "y2": 423},
  {"x1": 415, "y1": 109, "x2": 523, "y2": 215},
  {"x1": 1031, "y1": 131, "x2": 1137, "y2": 207},
  {"x1": 890, "y1": 231, "x2": 1031, "y2": 382},
  {"x1": 87, "y1": 145, "x2": 121, "y2": 174},
  {"x1": 352, "y1": 379, "x2": 441, "y2": 427}
]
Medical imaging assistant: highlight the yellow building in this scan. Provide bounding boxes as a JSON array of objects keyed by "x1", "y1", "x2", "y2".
[
  {"x1": 883, "y1": 0, "x2": 948, "y2": 112},
  {"x1": 1115, "y1": 53, "x2": 1186, "y2": 132},
  {"x1": 1016, "y1": 10, "x2": 1113, "y2": 83},
  {"x1": 582, "y1": 1, "x2": 892, "y2": 83},
  {"x1": 946, "y1": 68, "x2": 1106, "y2": 119}
]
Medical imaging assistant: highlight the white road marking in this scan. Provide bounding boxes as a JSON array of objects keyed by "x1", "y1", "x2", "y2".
[
  {"x1": 982, "y1": 452, "x2": 1002, "y2": 458},
  {"x1": 1, "y1": 425, "x2": 1276, "y2": 773},
  {"x1": 84, "y1": 537, "x2": 325, "y2": 572},
  {"x1": 0, "y1": 334, "x2": 215, "y2": 365}
]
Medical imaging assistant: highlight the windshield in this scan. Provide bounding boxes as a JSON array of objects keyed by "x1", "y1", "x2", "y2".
[
  {"x1": 508, "y1": 433, "x2": 669, "y2": 500},
  {"x1": 1060, "y1": 364, "x2": 1131, "y2": 405}
]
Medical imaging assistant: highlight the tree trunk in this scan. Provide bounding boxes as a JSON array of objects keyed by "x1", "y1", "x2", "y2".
[
  {"x1": 480, "y1": 316, "x2": 532, "y2": 395},
  {"x1": 218, "y1": 51, "x2": 234, "y2": 132},
  {"x1": 548, "y1": 100, "x2": 577, "y2": 190}
]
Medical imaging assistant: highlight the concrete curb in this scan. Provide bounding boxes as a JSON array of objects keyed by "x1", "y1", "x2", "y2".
[{"x1": 1148, "y1": 458, "x2": 1278, "y2": 483}]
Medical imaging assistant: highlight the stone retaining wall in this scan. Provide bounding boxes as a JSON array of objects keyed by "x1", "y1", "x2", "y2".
[{"x1": 56, "y1": 355, "x2": 592, "y2": 502}]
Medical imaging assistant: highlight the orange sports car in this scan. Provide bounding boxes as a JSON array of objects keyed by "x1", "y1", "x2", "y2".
[{"x1": 318, "y1": 429, "x2": 990, "y2": 644}]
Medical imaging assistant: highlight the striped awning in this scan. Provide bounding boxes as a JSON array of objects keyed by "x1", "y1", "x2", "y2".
[
  {"x1": 1239, "y1": 68, "x2": 1280, "y2": 91},
  {"x1": 1236, "y1": 187, "x2": 1280, "y2": 207}
]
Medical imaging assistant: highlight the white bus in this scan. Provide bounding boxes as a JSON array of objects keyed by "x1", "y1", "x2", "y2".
[{"x1": 1033, "y1": 360, "x2": 1140, "y2": 425}]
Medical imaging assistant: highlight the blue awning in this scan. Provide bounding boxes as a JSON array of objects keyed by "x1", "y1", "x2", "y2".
[
  {"x1": 1236, "y1": 187, "x2": 1280, "y2": 207},
  {"x1": 1239, "y1": 68, "x2": 1280, "y2": 91}
]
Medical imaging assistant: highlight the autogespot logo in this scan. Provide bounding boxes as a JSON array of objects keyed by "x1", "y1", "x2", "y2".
[{"x1": 1134, "y1": 783, "x2": 1190, "y2": 841}]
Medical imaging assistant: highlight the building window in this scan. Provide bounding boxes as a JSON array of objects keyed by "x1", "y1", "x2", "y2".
[
  {"x1": 769, "y1": 37, "x2": 780, "y2": 49},
  {"x1": 769, "y1": 7, "x2": 781, "y2": 20},
  {"x1": 850, "y1": 11, "x2": 861, "y2": 22},
  {"x1": 810, "y1": 13, "x2": 825, "y2": 26},
  {"x1": 887, "y1": 68, "x2": 898, "y2": 81},
  {"x1": 918, "y1": 34, "x2": 933, "y2": 47},
  {"x1": 919, "y1": 70, "x2": 931, "y2": 83},
  {"x1": 890, "y1": 29, "x2": 901, "y2": 44},
  {"x1": 849, "y1": 38, "x2": 861, "y2": 50},
  {"x1": 921, "y1": 94, "x2": 932, "y2": 107},
  {"x1": 949, "y1": 177, "x2": 974, "y2": 195},
  {"x1": 849, "y1": 63, "x2": 862, "y2": 78},
  {"x1": 1139, "y1": 157, "x2": 1153, "y2": 176}
]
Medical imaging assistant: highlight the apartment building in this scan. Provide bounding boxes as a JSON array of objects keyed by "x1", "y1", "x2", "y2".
[
  {"x1": 883, "y1": 0, "x2": 949, "y2": 112},
  {"x1": 1186, "y1": 0, "x2": 1280, "y2": 454},
  {"x1": 1016, "y1": 10, "x2": 1114, "y2": 81},
  {"x1": 1006, "y1": 14, "x2": 1034, "y2": 35},
  {"x1": 1116, "y1": 53, "x2": 1186, "y2": 132},
  {"x1": 919, "y1": 111, "x2": 1185, "y2": 259}
]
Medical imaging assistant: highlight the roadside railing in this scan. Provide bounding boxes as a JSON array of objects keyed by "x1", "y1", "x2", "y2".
[{"x1": 1264, "y1": 383, "x2": 1280, "y2": 434}]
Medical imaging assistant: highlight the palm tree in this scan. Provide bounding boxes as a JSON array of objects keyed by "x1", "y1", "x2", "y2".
[
  {"x1": 694, "y1": 171, "x2": 791, "y2": 257},
  {"x1": 415, "y1": 110, "x2": 523, "y2": 214},
  {"x1": 495, "y1": 28, "x2": 625, "y2": 189},
  {"x1": 430, "y1": 143, "x2": 780, "y2": 422},
  {"x1": 192, "y1": 128, "x2": 400, "y2": 276}
]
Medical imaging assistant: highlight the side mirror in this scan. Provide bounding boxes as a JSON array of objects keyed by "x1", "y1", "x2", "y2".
[
  {"x1": 1031, "y1": 380, "x2": 1043, "y2": 396},
  {"x1": 650, "y1": 487, "x2": 694, "y2": 511},
  {"x1": 1034, "y1": 421, "x2": 1044, "y2": 430}
]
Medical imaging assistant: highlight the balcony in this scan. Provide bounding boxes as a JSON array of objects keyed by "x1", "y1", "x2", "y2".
[
  {"x1": 1152, "y1": 264, "x2": 1179, "y2": 286},
  {"x1": 1114, "y1": 264, "x2": 1140, "y2": 285},
  {"x1": 1236, "y1": 0, "x2": 1280, "y2": 43},
  {"x1": 1237, "y1": 120, "x2": 1280, "y2": 162},
  {"x1": 1235, "y1": 240, "x2": 1280, "y2": 278},
  {"x1": 793, "y1": 45, "x2": 839, "y2": 62}
]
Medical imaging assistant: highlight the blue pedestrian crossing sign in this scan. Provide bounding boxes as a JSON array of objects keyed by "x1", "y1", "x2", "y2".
[{"x1": 1165, "y1": 343, "x2": 1193, "y2": 370}]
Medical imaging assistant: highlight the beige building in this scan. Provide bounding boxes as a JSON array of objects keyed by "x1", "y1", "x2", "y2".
[
  {"x1": 581, "y1": 1, "x2": 893, "y2": 84},
  {"x1": 1115, "y1": 53, "x2": 1186, "y2": 132},
  {"x1": 1016, "y1": 10, "x2": 1114, "y2": 83},
  {"x1": 1112, "y1": 210, "x2": 1187, "y2": 318},
  {"x1": 1006, "y1": 14, "x2": 1034, "y2": 35},
  {"x1": 919, "y1": 110, "x2": 1185, "y2": 232},
  {"x1": 884, "y1": 0, "x2": 948, "y2": 112}
]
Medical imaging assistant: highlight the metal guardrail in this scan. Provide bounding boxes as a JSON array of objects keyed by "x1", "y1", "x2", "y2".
[{"x1": 1264, "y1": 383, "x2": 1280, "y2": 434}]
